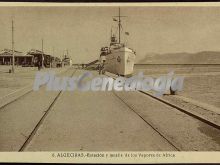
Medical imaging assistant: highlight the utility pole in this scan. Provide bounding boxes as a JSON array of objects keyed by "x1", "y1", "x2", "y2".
[
  {"x1": 118, "y1": 7, "x2": 121, "y2": 44},
  {"x1": 52, "y1": 47, "x2": 54, "y2": 68},
  {"x1": 41, "y1": 39, "x2": 44, "y2": 68},
  {"x1": 11, "y1": 19, "x2": 15, "y2": 73},
  {"x1": 52, "y1": 47, "x2": 54, "y2": 57}
]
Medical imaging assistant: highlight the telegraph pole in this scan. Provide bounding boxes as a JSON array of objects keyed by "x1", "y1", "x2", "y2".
[
  {"x1": 52, "y1": 47, "x2": 54, "y2": 68},
  {"x1": 41, "y1": 39, "x2": 44, "y2": 68},
  {"x1": 11, "y1": 19, "x2": 15, "y2": 73},
  {"x1": 118, "y1": 7, "x2": 121, "y2": 44}
]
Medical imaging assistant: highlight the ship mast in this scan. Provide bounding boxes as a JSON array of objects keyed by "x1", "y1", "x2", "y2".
[{"x1": 113, "y1": 7, "x2": 126, "y2": 44}]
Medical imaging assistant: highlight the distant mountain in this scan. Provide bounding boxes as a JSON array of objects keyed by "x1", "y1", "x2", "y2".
[{"x1": 138, "y1": 51, "x2": 220, "y2": 64}]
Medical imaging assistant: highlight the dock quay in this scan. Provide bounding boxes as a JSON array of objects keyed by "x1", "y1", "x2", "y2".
[{"x1": 0, "y1": 66, "x2": 219, "y2": 151}]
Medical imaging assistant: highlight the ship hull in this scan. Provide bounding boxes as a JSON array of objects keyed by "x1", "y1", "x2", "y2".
[{"x1": 104, "y1": 47, "x2": 135, "y2": 76}]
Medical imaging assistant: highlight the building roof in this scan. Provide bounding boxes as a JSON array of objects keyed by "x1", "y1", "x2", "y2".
[
  {"x1": 27, "y1": 49, "x2": 50, "y2": 56},
  {"x1": 0, "y1": 49, "x2": 32, "y2": 57},
  {"x1": 27, "y1": 49, "x2": 43, "y2": 55}
]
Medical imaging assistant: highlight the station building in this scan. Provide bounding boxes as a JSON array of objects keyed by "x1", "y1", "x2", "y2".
[
  {"x1": 0, "y1": 49, "x2": 63, "y2": 68},
  {"x1": 0, "y1": 49, "x2": 33, "y2": 66},
  {"x1": 27, "y1": 49, "x2": 62, "y2": 68}
]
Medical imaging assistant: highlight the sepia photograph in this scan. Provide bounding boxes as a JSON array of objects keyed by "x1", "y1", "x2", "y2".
[{"x1": 0, "y1": 2, "x2": 219, "y2": 163}]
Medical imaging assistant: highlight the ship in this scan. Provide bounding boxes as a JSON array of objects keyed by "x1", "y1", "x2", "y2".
[
  {"x1": 62, "y1": 50, "x2": 73, "y2": 66},
  {"x1": 99, "y1": 8, "x2": 136, "y2": 76},
  {"x1": 62, "y1": 55, "x2": 72, "y2": 66}
]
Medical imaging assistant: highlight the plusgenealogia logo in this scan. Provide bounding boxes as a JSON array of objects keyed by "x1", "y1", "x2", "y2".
[{"x1": 33, "y1": 71, "x2": 184, "y2": 97}]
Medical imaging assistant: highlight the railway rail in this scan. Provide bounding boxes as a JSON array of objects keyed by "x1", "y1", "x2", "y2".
[
  {"x1": 0, "y1": 67, "x2": 71, "y2": 110},
  {"x1": 106, "y1": 72, "x2": 220, "y2": 150},
  {"x1": 1, "y1": 69, "x2": 219, "y2": 151},
  {"x1": 0, "y1": 68, "x2": 77, "y2": 151},
  {"x1": 106, "y1": 73, "x2": 220, "y2": 131},
  {"x1": 139, "y1": 90, "x2": 220, "y2": 130},
  {"x1": 19, "y1": 69, "x2": 77, "y2": 151},
  {"x1": 112, "y1": 91, "x2": 180, "y2": 151}
]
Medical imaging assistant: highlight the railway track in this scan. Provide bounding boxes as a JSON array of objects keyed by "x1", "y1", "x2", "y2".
[
  {"x1": 139, "y1": 91, "x2": 220, "y2": 130},
  {"x1": 106, "y1": 72, "x2": 220, "y2": 150},
  {"x1": 1, "y1": 69, "x2": 219, "y2": 151},
  {"x1": 18, "y1": 68, "x2": 77, "y2": 151},
  {"x1": 112, "y1": 91, "x2": 180, "y2": 151},
  {"x1": 0, "y1": 67, "x2": 71, "y2": 111},
  {"x1": 0, "y1": 67, "x2": 76, "y2": 151},
  {"x1": 106, "y1": 73, "x2": 220, "y2": 131}
]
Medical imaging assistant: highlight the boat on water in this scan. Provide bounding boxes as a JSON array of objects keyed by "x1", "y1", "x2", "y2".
[
  {"x1": 62, "y1": 55, "x2": 72, "y2": 66},
  {"x1": 99, "y1": 8, "x2": 136, "y2": 76}
]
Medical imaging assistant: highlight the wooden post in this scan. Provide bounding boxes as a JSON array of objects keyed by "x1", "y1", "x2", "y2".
[{"x1": 11, "y1": 20, "x2": 15, "y2": 73}]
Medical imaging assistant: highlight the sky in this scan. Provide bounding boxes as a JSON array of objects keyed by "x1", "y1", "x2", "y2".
[{"x1": 1, "y1": 5, "x2": 220, "y2": 63}]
